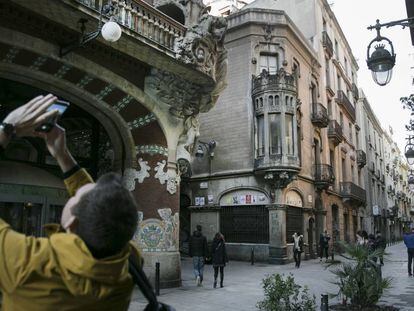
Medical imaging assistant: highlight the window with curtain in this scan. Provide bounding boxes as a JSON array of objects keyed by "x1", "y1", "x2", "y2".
[
  {"x1": 285, "y1": 114, "x2": 294, "y2": 155},
  {"x1": 259, "y1": 54, "x2": 278, "y2": 74},
  {"x1": 257, "y1": 115, "x2": 265, "y2": 156},
  {"x1": 269, "y1": 113, "x2": 281, "y2": 154}
]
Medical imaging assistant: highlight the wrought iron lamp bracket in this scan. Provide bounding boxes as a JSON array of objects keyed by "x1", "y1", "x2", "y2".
[{"x1": 60, "y1": 2, "x2": 117, "y2": 57}]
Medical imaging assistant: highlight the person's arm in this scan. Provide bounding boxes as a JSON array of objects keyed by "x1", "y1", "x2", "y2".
[{"x1": 39, "y1": 125, "x2": 93, "y2": 196}]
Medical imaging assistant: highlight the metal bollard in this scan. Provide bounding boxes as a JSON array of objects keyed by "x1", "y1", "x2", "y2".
[
  {"x1": 320, "y1": 294, "x2": 329, "y2": 311},
  {"x1": 251, "y1": 247, "x2": 255, "y2": 265},
  {"x1": 155, "y1": 262, "x2": 160, "y2": 296}
]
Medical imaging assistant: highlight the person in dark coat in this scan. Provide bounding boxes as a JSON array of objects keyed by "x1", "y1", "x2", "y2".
[
  {"x1": 189, "y1": 225, "x2": 208, "y2": 286},
  {"x1": 319, "y1": 230, "x2": 330, "y2": 262},
  {"x1": 211, "y1": 232, "x2": 228, "y2": 288},
  {"x1": 375, "y1": 231, "x2": 386, "y2": 265},
  {"x1": 292, "y1": 232, "x2": 304, "y2": 268}
]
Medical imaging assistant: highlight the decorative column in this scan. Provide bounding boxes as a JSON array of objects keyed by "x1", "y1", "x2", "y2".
[{"x1": 268, "y1": 201, "x2": 287, "y2": 264}]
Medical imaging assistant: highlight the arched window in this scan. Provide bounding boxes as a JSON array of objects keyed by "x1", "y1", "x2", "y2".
[{"x1": 156, "y1": 4, "x2": 185, "y2": 25}]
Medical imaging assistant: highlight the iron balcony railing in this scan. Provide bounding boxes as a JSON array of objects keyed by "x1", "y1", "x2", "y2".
[
  {"x1": 340, "y1": 182, "x2": 366, "y2": 204},
  {"x1": 336, "y1": 90, "x2": 355, "y2": 121},
  {"x1": 322, "y1": 31, "x2": 333, "y2": 58},
  {"x1": 356, "y1": 150, "x2": 366, "y2": 168},
  {"x1": 311, "y1": 103, "x2": 329, "y2": 128},
  {"x1": 314, "y1": 164, "x2": 335, "y2": 188},
  {"x1": 328, "y1": 120, "x2": 343, "y2": 145},
  {"x1": 77, "y1": 0, "x2": 187, "y2": 52}
]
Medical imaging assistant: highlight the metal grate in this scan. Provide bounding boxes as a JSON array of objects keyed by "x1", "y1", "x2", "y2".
[
  {"x1": 220, "y1": 205, "x2": 269, "y2": 243},
  {"x1": 286, "y1": 207, "x2": 304, "y2": 243}
]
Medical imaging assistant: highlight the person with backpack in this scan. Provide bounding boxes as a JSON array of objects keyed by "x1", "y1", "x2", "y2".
[{"x1": 211, "y1": 232, "x2": 228, "y2": 288}]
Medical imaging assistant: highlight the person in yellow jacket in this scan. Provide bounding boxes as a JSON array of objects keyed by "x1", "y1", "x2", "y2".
[{"x1": 0, "y1": 94, "x2": 140, "y2": 310}]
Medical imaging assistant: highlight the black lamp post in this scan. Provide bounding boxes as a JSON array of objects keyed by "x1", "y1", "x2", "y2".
[
  {"x1": 405, "y1": 136, "x2": 414, "y2": 165},
  {"x1": 367, "y1": 17, "x2": 414, "y2": 86}
]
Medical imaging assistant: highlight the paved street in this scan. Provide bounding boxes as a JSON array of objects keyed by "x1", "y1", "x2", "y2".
[{"x1": 129, "y1": 242, "x2": 414, "y2": 311}]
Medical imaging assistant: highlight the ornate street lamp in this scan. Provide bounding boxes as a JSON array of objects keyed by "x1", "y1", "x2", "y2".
[
  {"x1": 367, "y1": 17, "x2": 414, "y2": 86},
  {"x1": 60, "y1": 1, "x2": 122, "y2": 57},
  {"x1": 195, "y1": 140, "x2": 217, "y2": 158},
  {"x1": 405, "y1": 136, "x2": 414, "y2": 165}
]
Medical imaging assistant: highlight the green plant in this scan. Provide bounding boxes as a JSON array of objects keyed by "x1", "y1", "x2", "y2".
[
  {"x1": 256, "y1": 273, "x2": 316, "y2": 311},
  {"x1": 330, "y1": 242, "x2": 392, "y2": 308}
]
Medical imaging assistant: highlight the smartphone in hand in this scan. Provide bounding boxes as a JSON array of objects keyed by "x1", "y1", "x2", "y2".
[{"x1": 36, "y1": 100, "x2": 70, "y2": 132}]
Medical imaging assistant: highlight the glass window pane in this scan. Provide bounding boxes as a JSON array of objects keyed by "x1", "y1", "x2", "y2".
[
  {"x1": 269, "y1": 114, "x2": 281, "y2": 154},
  {"x1": 268, "y1": 56, "x2": 277, "y2": 74},
  {"x1": 285, "y1": 114, "x2": 294, "y2": 155},
  {"x1": 257, "y1": 115, "x2": 265, "y2": 156}
]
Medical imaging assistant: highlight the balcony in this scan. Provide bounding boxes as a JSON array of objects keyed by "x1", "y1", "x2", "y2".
[
  {"x1": 311, "y1": 103, "x2": 329, "y2": 128},
  {"x1": 352, "y1": 83, "x2": 359, "y2": 100},
  {"x1": 322, "y1": 31, "x2": 333, "y2": 58},
  {"x1": 328, "y1": 120, "x2": 343, "y2": 146},
  {"x1": 356, "y1": 150, "x2": 366, "y2": 168},
  {"x1": 314, "y1": 164, "x2": 335, "y2": 189},
  {"x1": 340, "y1": 182, "x2": 366, "y2": 205},
  {"x1": 336, "y1": 90, "x2": 355, "y2": 121},
  {"x1": 78, "y1": 0, "x2": 186, "y2": 53}
]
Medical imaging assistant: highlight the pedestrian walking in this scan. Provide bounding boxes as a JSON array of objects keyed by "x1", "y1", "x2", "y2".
[
  {"x1": 403, "y1": 227, "x2": 414, "y2": 277},
  {"x1": 293, "y1": 232, "x2": 304, "y2": 268},
  {"x1": 189, "y1": 225, "x2": 208, "y2": 286},
  {"x1": 319, "y1": 230, "x2": 330, "y2": 262},
  {"x1": 375, "y1": 231, "x2": 386, "y2": 265},
  {"x1": 211, "y1": 232, "x2": 228, "y2": 288}
]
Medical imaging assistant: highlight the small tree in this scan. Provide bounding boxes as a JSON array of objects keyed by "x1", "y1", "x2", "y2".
[
  {"x1": 257, "y1": 273, "x2": 316, "y2": 311},
  {"x1": 330, "y1": 242, "x2": 392, "y2": 308}
]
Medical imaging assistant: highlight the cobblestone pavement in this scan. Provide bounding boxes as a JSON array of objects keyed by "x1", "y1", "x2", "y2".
[{"x1": 129, "y1": 242, "x2": 414, "y2": 311}]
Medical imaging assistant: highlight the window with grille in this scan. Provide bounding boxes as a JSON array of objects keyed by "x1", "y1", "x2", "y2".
[{"x1": 220, "y1": 205, "x2": 269, "y2": 243}]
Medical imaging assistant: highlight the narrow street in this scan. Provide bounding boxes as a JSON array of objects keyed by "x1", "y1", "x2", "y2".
[{"x1": 130, "y1": 242, "x2": 414, "y2": 311}]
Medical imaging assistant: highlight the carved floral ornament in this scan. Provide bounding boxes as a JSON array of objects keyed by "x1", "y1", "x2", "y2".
[{"x1": 122, "y1": 158, "x2": 180, "y2": 194}]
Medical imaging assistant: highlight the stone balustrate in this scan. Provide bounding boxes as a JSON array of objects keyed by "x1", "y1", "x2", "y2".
[{"x1": 77, "y1": 0, "x2": 186, "y2": 52}]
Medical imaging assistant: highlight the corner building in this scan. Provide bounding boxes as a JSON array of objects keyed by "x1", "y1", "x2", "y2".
[{"x1": 183, "y1": 0, "x2": 367, "y2": 263}]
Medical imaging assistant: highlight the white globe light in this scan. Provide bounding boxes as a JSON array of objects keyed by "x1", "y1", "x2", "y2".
[{"x1": 101, "y1": 21, "x2": 122, "y2": 42}]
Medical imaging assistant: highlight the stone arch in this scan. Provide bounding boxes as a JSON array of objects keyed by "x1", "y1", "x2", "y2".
[
  {"x1": 283, "y1": 187, "x2": 304, "y2": 207},
  {"x1": 218, "y1": 186, "x2": 270, "y2": 205},
  {"x1": 0, "y1": 30, "x2": 179, "y2": 164},
  {"x1": 157, "y1": 4, "x2": 185, "y2": 25},
  {"x1": 0, "y1": 63, "x2": 135, "y2": 172}
]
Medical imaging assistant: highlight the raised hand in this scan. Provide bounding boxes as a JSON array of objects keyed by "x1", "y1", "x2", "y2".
[{"x1": 3, "y1": 94, "x2": 59, "y2": 137}]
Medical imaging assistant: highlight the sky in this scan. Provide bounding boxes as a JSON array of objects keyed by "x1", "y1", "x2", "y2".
[{"x1": 330, "y1": 0, "x2": 414, "y2": 153}]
